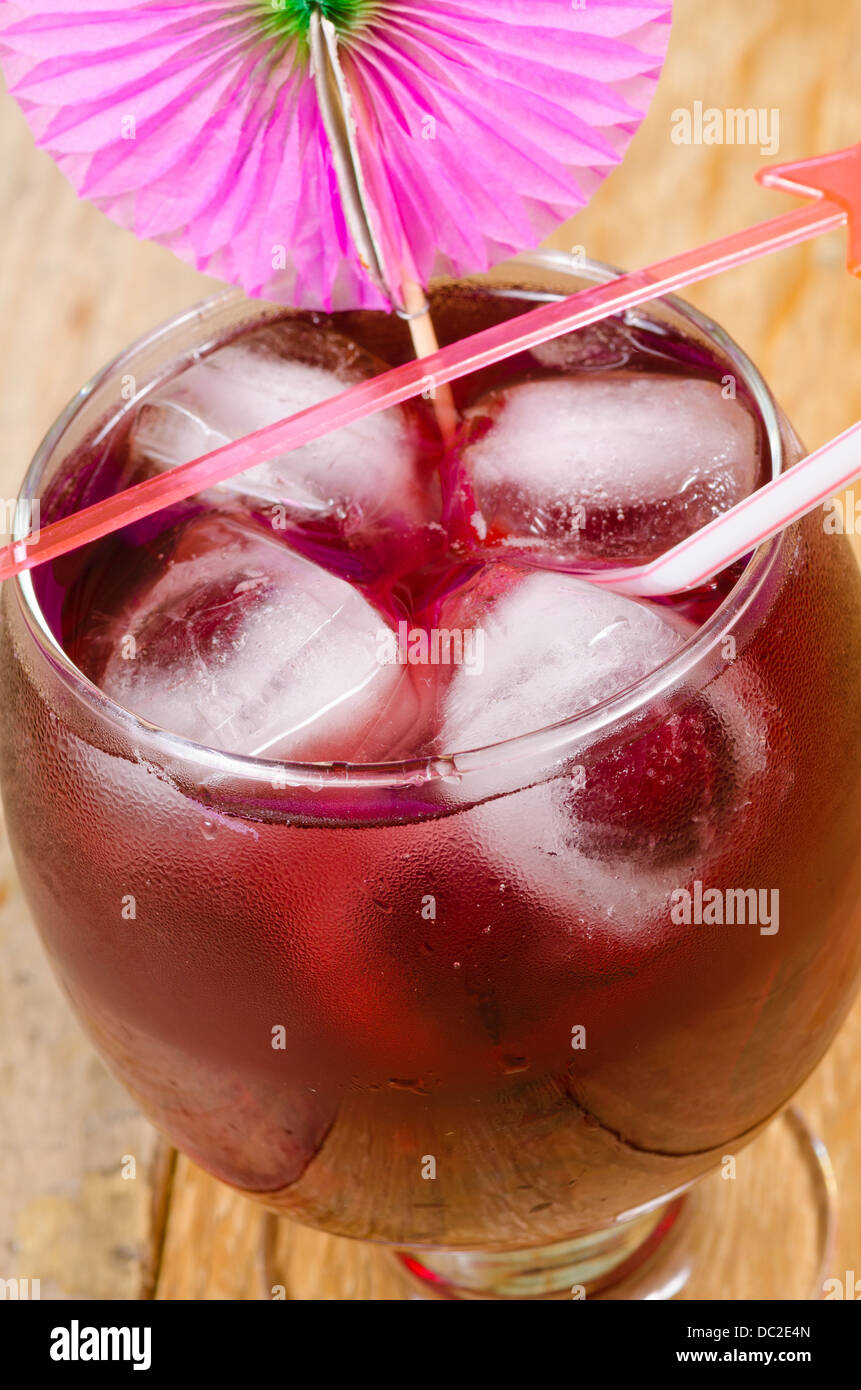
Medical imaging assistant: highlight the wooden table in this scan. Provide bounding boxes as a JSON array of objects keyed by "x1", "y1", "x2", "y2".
[{"x1": 1, "y1": 0, "x2": 860, "y2": 1300}]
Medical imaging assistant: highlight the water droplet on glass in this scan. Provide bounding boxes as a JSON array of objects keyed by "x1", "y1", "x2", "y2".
[
  {"x1": 502, "y1": 1055, "x2": 530, "y2": 1074},
  {"x1": 386, "y1": 1078, "x2": 429, "y2": 1096}
]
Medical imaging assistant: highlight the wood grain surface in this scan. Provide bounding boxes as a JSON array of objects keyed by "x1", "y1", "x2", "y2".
[{"x1": 1, "y1": 0, "x2": 861, "y2": 1300}]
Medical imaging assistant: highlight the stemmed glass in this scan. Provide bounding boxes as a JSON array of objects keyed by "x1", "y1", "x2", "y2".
[{"x1": 1, "y1": 254, "x2": 859, "y2": 1299}]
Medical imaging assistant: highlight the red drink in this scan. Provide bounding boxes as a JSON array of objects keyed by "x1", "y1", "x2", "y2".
[{"x1": 3, "y1": 262, "x2": 861, "y2": 1292}]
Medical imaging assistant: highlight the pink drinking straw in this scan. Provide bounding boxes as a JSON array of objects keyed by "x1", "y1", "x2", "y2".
[{"x1": 2, "y1": 144, "x2": 860, "y2": 591}]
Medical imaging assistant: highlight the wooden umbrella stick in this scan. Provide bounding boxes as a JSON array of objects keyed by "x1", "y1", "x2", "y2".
[
  {"x1": 400, "y1": 276, "x2": 458, "y2": 443},
  {"x1": 309, "y1": 15, "x2": 459, "y2": 444}
]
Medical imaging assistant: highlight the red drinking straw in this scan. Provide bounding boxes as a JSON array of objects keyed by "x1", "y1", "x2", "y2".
[{"x1": 3, "y1": 144, "x2": 860, "y2": 589}]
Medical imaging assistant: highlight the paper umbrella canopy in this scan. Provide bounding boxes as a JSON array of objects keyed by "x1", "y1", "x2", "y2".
[{"x1": 0, "y1": 1, "x2": 672, "y2": 310}]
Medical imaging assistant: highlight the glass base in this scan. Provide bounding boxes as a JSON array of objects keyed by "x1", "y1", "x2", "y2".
[{"x1": 393, "y1": 1109, "x2": 837, "y2": 1301}]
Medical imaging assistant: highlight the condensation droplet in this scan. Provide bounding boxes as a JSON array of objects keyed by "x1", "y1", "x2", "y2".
[
  {"x1": 502, "y1": 1055, "x2": 530, "y2": 1074},
  {"x1": 386, "y1": 1078, "x2": 429, "y2": 1096}
]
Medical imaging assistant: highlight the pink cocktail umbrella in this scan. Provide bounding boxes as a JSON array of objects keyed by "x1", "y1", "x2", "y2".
[
  {"x1": 0, "y1": 0, "x2": 672, "y2": 441},
  {"x1": 0, "y1": 1, "x2": 672, "y2": 312}
]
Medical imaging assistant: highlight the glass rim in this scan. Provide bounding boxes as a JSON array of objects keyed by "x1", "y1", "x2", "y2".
[{"x1": 12, "y1": 251, "x2": 788, "y2": 793}]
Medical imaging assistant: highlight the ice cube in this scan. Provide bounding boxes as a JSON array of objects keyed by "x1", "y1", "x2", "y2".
[
  {"x1": 92, "y1": 515, "x2": 423, "y2": 761},
  {"x1": 528, "y1": 318, "x2": 638, "y2": 372},
  {"x1": 457, "y1": 372, "x2": 760, "y2": 561},
  {"x1": 435, "y1": 564, "x2": 688, "y2": 753},
  {"x1": 431, "y1": 565, "x2": 788, "y2": 934},
  {"x1": 442, "y1": 654, "x2": 787, "y2": 938},
  {"x1": 129, "y1": 320, "x2": 435, "y2": 531}
]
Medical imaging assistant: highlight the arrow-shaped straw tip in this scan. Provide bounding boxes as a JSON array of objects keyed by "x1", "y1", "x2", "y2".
[{"x1": 755, "y1": 142, "x2": 861, "y2": 275}]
